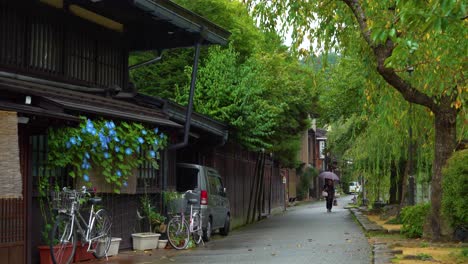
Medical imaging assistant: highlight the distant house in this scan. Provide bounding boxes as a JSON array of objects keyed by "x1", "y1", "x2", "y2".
[
  {"x1": 294, "y1": 126, "x2": 330, "y2": 199},
  {"x1": 0, "y1": 1, "x2": 229, "y2": 263}
]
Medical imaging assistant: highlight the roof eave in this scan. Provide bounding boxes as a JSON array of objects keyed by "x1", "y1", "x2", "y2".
[{"x1": 132, "y1": 0, "x2": 230, "y2": 46}]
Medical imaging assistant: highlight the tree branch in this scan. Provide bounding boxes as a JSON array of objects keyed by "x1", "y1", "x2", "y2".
[{"x1": 342, "y1": 0, "x2": 437, "y2": 111}]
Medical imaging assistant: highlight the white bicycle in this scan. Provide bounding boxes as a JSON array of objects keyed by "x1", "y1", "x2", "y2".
[
  {"x1": 167, "y1": 190, "x2": 203, "y2": 249},
  {"x1": 50, "y1": 187, "x2": 112, "y2": 264}
]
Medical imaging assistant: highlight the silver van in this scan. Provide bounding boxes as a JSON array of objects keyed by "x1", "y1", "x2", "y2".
[{"x1": 176, "y1": 163, "x2": 230, "y2": 241}]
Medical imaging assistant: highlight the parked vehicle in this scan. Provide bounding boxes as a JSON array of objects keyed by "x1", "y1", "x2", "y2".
[
  {"x1": 175, "y1": 163, "x2": 230, "y2": 241},
  {"x1": 348, "y1": 181, "x2": 361, "y2": 194}
]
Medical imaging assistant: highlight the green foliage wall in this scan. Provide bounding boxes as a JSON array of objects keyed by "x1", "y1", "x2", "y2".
[
  {"x1": 442, "y1": 149, "x2": 468, "y2": 229},
  {"x1": 175, "y1": 45, "x2": 315, "y2": 166}
]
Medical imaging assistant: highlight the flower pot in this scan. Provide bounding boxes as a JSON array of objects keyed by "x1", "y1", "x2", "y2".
[
  {"x1": 74, "y1": 242, "x2": 96, "y2": 262},
  {"x1": 157, "y1": 239, "x2": 168, "y2": 249},
  {"x1": 38, "y1": 245, "x2": 74, "y2": 264},
  {"x1": 131, "y1": 232, "x2": 160, "y2": 251},
  {"x1": 96, "y1": 237, "x2": 121, "y2": 256}
]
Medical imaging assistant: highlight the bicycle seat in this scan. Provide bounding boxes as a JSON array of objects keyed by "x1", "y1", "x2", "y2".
[
  {"x1": 187, "y1": 198, "x2": 198, "y2": 205},
  {"x1": 89, "y1": 197, "x2": 102, "y2": 204}
]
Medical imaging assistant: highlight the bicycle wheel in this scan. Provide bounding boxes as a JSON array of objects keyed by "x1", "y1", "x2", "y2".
[
  {"x1": 89, "y1": 209, "x2": 112, "y2": 258},
  {"x1": 192, "y1": 213, "x2": 203, "y2": 245},
  {"x1": 50, "y1": 214, "x2": 76, "y2": 264},
  {"x1": 167, "y1": 216, "x2": 189, "y2": 250}
]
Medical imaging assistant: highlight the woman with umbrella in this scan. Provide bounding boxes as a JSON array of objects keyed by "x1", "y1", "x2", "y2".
[{"x1": 320, "y1": 172, "x2": 339, "y2": 213}]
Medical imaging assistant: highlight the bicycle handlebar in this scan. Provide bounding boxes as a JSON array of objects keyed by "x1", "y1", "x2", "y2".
[{"x1": 61, "y1": 186, "x2": 96, "y2": 196}]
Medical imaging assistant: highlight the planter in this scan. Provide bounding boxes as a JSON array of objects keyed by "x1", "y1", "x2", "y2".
[
  {"x1": 97, "y1": 237, "x2": 122, "y2": 256},
  {"x1": 157, "y1": 239, "x2": 168, "y2": 249},
  {"x1": 74, "y1": 242, "x2": 95, "y2": 262},
  {"x1": 131, "y1": 232, "x2": 160, "y2": 251},
  {"x1": 38, "y1": 245, "x2": 73, "y2": 264}
]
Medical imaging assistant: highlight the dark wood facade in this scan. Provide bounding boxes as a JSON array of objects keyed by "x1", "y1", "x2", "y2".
[{"x1": 0, "y1": 1, "x2": 229, "y2": 263}]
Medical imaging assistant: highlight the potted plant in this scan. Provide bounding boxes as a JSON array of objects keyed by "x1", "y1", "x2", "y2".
[{"x1": 132, "y1": 193, "x2": 166, "y2": 250}]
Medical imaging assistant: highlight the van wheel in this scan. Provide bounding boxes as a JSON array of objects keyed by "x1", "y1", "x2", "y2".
[
  {"x1": 203, "y1": 218, "x2": 212, "y2": 241},
  {"x1": 220, "y1": 214, "x2": 230, "y2": 236}
]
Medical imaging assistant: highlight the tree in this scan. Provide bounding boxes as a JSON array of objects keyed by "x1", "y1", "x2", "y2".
[
  {"x1": 244, "y1": 0, "x2": 467, "y2": 240},
  {"x1": 175, "y1": 45, "x2": 316, "y2": 166}
]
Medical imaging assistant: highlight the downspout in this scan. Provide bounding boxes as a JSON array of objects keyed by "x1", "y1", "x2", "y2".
[
  {"x1": 169, "y1": 30, "x2": 204, "y2": 150},
  {"x1": 128, "y1": 51, "x2": 163, "y2": 70}
]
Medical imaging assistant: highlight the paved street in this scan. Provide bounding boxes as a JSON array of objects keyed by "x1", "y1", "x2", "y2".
[{"x1": 155, "y1": 195, "x2": 371, "y2": 264}]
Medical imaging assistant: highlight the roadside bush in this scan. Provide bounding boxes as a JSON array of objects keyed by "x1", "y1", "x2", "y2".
[
  {"x1": 400, "y1": 203, "x2": 431, "y2": 238},
  {"x1": 442, "y1": 149, "x2": 468, "y2": 230},
  {"x1": 297, "y1": 166, "x2": 318, "y2": 200}
]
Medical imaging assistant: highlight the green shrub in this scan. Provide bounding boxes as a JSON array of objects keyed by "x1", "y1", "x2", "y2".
[
  {"x1": 297, "y1": 166, "x2": 318, "y2": 200},
  {"x1": 461, "y1": 248, "x2": 468, "y2": 257},
  {"x1": 442, "y1": 149, "x2": 468, "y2": 229},
  {"x1": 400, "y1": 203, "x2": 431, "y2": 238}
]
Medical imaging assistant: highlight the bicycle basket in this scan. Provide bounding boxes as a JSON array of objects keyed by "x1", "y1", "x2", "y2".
[
  {"x1": 167, "y1": 198, "x2": 187, "y2": 214},
  {"x1": 52, "y1": 190, "x2": 85, "y2": 213}
]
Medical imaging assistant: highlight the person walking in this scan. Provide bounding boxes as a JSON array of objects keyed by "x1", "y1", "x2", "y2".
[{"x1": 323, "y1": 179, "x2": 335, "y2": 212}]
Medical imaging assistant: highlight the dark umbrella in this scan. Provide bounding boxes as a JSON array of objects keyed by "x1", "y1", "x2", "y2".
[{"x1": 319, "y1": 171, "x2": 340, "y2": 181}]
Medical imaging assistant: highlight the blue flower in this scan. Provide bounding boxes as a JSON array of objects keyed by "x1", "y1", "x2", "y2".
[
  {"x1": 85, "y1": 152, "x2": 90, "y2": 159},
  {"x1": 66, "y1": 142, "x2": 71, "y2": 149},
  {"x1": 98, "y1": 132, "x2": 105, "y2": 142},
  {"x1": 154, "y1": 128, "x2": 159, "y2": 134},
  {"x1": 116, "y1": 170, "x2": 122, "y2": 177},
  {"x1": 123, "y1": 181, "x2": 128, "y2": 187},
  {"x1": 70, "y1": 137, "x2": 77, "y2": 145},
  {"x1": 149, "y1": 150, "x2": 156, "y2": 158},
  {"x1": 109, "y1": 130, "x2": 116, "y2": 137},
  {"x1": 137, "y1": 137, "x2": 144, "y2": 144},
  {"x1": 115, "y1": 146, "x2": 120, "y2": 152},
  {"x1": 109, "y1": 121, "x2": 115, "y2": 129},
  {"x1": 114, "y1": 137, "x2": 120, "y2": 142},
  {"x1": 101, "y1": 142, "x2": 108, "y2": 150},
  {"x1": 154, "y1": 139, "x2": 159, "y2": 145},
  {"x1": 86, "y1": 120, "x2": 96, "y2": 134},
  {"x1": 142, "y1": 129, "x2": 147, "y2": 135},
  {"x1": 83, "y1": 174, "x2": 90, "y2": 182},
  {"x1": 104, "y1": 152, "x2": 110, "y2": 159},
  {"x1": 125, "y1": 148, "x2": 133, "y2": 155}
]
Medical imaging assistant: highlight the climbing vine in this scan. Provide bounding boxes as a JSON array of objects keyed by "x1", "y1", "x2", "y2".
[{"x1": 48, "y1": 117, "x2": 167, "y2": 193}]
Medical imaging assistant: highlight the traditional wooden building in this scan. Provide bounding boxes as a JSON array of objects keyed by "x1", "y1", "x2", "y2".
[{"x1": 0, "y1": 0, "x2": 229, "y2": 263}]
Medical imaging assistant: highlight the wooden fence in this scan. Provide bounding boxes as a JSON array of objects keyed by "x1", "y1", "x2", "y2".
[
  {"x1": 209, "y1": 145, "x2": 284, "y2": 228},
  {"x1": 0, "y1": 198, "x2": 25, "y2": 264}
]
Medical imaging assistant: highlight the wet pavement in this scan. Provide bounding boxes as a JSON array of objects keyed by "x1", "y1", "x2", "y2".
[{"x1": 96, "y1": 195, "x2": 371, "y2": 264}]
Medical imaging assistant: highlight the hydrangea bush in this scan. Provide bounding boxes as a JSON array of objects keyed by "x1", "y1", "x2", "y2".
[{"x1": 48, "y1": 117, "x2": 167, "y2": 193}]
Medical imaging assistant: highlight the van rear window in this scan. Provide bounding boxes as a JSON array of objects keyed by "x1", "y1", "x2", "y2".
[{"x1": 176, "y1": 167, "x2": 199, "y2": 192}]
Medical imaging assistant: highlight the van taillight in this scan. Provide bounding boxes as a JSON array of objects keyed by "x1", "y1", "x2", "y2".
[{"x1": 201, "y1": 190, "x2": 208, "y2": 205}]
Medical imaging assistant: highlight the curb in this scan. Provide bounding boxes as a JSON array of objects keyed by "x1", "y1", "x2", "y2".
[{"x1": 349, "y1": 208, "x2": 399, "y2": 264}]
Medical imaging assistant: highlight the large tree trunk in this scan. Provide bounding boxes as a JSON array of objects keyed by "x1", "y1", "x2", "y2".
[
  {"x1": 342, "y1": 0, "x2": 459, "y2": 241},
  {"x1": 429, "y1": 102, "x2": 457, "y2": 240}
]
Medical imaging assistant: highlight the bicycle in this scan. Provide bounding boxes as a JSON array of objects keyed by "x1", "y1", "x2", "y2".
[
  {"x1": 49, "y1": 186, "x2": 112, "y2": 264},
  {"x1": 167, "y1": 190, "x2": 203, "y2": 249}
]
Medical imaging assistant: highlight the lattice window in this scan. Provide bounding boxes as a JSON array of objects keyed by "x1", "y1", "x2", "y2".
[
  {"x1": 66, "y1": 30, "x2": 96, "y2": 84},
  {"x1": 137, "y1": 149, "x2": 162, "y2": 193},
  {"x1": 28, "y1": 17, "x2": 64, "y2": 73},
  {"x1": 0, "y1": 3, "x2": 126, "y2": 89},
  {"x1": 31, "y1": 135, "x2": 68, "y2": 191},
  {"x1": 0, "y1": 4, "x2": 25, "y2": 67}
]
